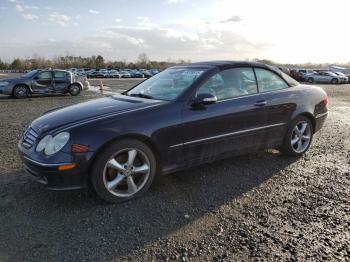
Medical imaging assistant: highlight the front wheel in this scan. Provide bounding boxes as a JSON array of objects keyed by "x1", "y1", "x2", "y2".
[
  {"x1": 13, "y1": 85, "x2": 29, "y2": 98},
  {"x1": 308, "y1": 77, "x2": 314, "y2": 84},
  {"x1": 68, "y1": 84, "x2": 81, "y2": 96},
  {"x1": 331, "y1": 78, "x2": 338, "y2": 84},
  {"x1": 281, "y1": 116, "x2": 313, "y2": 156},
  {"x1": 90, "y1": 139, "x2": 157, "y2": 203}
]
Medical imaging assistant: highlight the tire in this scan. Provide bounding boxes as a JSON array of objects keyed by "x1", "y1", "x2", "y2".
[
  {"x1": 307, "y1": 77, "x2": 314, "y2": 84},
  {"x1": 280, "y1": 116, "x2": 313, "y2": 157},
  {"x1": 13, "y1": 85, "x2": 29, "y2": 98},
  {"x1": 331, "y1": 78, "x2": 338, "y2": 84},
  {"x1": 68, "y1": 84, "x2": 81, "y2": 96},
  {"x1": 90, "y1": 139, "x2": 157, "y2": 203}
]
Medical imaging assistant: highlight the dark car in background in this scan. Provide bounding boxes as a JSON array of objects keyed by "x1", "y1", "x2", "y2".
[
  {"x1": 0, "y1": 69, "x2": 84, "y2": 98},
  {"x1": 140, "y1": 69, "x2": 152, "y2": 78},
  {"x1": 130, "y1": 70, "x2": 144, "y2": 78},
  {"x1": 149, "y1": 69, "x2": 160, "y2": 76},
  {"x1": 18, "y1": 61, "x2": 328, "y2": 203}
]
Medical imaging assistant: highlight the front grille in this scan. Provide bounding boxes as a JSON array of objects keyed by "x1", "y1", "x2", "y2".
[{"x1": 22, "y1": 127, "x2": 38, "y2": 149}]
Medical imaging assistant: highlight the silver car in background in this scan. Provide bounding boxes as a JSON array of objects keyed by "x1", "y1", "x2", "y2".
[{"x1": 305, "y1": 71, "x2": 347, "y2": 84}]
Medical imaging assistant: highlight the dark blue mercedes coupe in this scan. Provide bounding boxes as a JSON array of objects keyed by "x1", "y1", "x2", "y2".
[{"x1": 18, "y1": 61, "x2": 328, "y2": 203}]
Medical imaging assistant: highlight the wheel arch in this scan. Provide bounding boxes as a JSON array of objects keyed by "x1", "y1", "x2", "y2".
[
  {"x1": 68, "y1": 82, "x2": 83, "y2": 90},
  {"x1": 294, "y1": 112, "x2": 316, "y2": 133},
  {"x1": 87, "y1": 134, "x2": 162, "y2": 183},
  {"x1": 13, "y1": 83, "x2": 31, "y2": 94}
]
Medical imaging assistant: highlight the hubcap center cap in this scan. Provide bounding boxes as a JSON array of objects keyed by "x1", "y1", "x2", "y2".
[{"x1": 123, "y1": 165, "x2": 134, "y2": 177}]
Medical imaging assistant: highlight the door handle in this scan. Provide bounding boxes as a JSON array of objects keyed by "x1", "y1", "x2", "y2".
[{"x1": 254, "y1": 100, "x2": 267, "y2": 107}]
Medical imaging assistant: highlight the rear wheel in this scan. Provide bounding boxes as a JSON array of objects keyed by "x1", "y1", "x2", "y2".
[
  {"x1": 91, "y1": 139, "x2": 157, "y2": 203},
  {"x1": 281, "y1": 116, "x2": 313, "y2": 156},
  {"x1": 331, "y1": 78, "x2": 338, "y2": 84},
  {"x1": 68, "y1": 84, "x2": 81, "y2": 96},
  {"x1": 13, "y1": 85, "x2": 29, "y2": 98}
]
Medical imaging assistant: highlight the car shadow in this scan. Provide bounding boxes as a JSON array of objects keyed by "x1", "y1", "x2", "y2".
[{"x1": 0, "y1": 150, "x2": 298, "y2": 261}]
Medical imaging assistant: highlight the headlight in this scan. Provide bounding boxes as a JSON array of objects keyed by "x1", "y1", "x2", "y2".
[
  {"x1": 0, "y1": 81, "x2": 9, "y2": 86},
  {"x1": 36, "y1": 132, "x2": 70, "y2": 156},
  {"x1": 36, "y1": 135, "x2": 52, "y2": 152}
]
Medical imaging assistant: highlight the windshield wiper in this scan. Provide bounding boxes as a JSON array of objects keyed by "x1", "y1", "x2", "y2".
[{"x1": 128, "y1": 93, "x2": 154, "y2": 99}]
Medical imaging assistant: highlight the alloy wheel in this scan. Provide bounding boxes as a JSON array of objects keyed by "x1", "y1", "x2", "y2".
[
  {"x1": 102, "y1": 148, "x2": 150, "y2": 197},
  {"x1": 15, "y1": 86, "x2": 28, "y2": 98},
  {"x1": 69, "y1": 85, "x2": 80, "y2": 95},
  {"x1": 291, "y1": 121, "x2": 311, "y2": 153}
]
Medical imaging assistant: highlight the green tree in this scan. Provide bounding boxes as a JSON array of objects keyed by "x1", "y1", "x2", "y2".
[
  {"x1": 95, "y1": 55, "x2": 105, "y2": 68},
  {"x1": 0, "y1": 58, "x2": 5, "y2": 69},
  {"x1": 11, "y1": 58, "x2": 23, "y2": 70}
]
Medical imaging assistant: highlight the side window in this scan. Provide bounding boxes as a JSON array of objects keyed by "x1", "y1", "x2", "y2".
[
  {"x1": 36, "y1": 71, "x2": 52, "y2": 79},
  {"x1": 254, "y1": 68, "x2": 288, "y2": 93},
  {"x1": 197, "y1": 67, "x2": 258, "y2": 100},
  {"x1": 54, "y1": 71, "x2": 68, "y2": 79}
]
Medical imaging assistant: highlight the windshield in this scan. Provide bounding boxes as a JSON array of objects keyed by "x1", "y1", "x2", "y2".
[
  {"x1": 126, "y1": 68, "x2": 205, "y2": 101},
  {"x1": 22, "y1": 70, "x2": 39, "y2": 78}
]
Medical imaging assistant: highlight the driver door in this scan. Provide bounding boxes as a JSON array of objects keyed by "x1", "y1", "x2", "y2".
[
  {"x1": 31, "y1": 71, "x2": 53, "y2": 93},
  {"x1": 180, "y1": 67, "x2": 269, "y2": 164}
]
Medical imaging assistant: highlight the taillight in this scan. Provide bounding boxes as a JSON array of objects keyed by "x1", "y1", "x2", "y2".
[
  {"x1": 71, "y1": 144, "x2": 89, "y2": 153},
  {"x1": 323, "y1": 95, "x2": 329, "y2": 106}
]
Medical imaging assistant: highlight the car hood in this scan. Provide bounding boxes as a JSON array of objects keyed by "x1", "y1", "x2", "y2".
[{"x1": 31, "y1": 95, "x2": 164, "y2": 134}]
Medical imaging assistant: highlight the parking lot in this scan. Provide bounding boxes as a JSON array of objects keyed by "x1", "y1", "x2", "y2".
[{"x1": 0, "y1": 77, "x2": 349, "y2": 261}]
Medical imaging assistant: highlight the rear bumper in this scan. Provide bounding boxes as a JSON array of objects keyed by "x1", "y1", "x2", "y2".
[
  {"x1": 315, "y1": 112, "x2": 328, "y2": 133},
  {"x1": 21, "y1": 154, "x2": 89, "y2": 190}
]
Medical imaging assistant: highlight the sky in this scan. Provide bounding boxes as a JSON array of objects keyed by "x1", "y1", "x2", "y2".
[{"x1": 0, "y1": 0, "x2": 350, "y2": 63}]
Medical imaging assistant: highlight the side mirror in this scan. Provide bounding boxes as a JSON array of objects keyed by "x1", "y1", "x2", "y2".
[
  {"x1": 193, "y1": 93, "x2": 218, "y2": 106},
  {"x1": 33, "y1": 76, "x2": 39, "y2": 80}
]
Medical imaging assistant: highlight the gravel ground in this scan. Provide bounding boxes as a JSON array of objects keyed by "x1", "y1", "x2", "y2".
[{"x1": 0, "y1": 78, "x2": 349, "y2": 261}]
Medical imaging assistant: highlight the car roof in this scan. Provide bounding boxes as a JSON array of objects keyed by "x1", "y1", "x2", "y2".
[{"x1": 171, "y1": 60, "x2": 271, "y2": 70}]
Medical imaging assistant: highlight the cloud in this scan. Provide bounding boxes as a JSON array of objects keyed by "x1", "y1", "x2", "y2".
[
  {"x1": 115, "y1": 18, "x2": 122, "y2": 23},
  {"x1": 8, "y1": 0, "x2": 19, "y2": 3},
  {"x1": 23, "y1": 13, "x2": 39, "y2": 21},
  {"x1": 15, "y1": 4, "x2": 24, "y2": 12},
  {"x1": 24, "y1": 5, "x2": 39, "y2": 10},
  {"x1": 220, "y1": 15, "x2": 242, "y2": 23},
  {"x1": 136, "y1": 16, "x2": 159, "y2": 28},
  {"x1": 89, "y1": 9, "x2": 99, "y2": 15},
  {"x1": 48, "y1": 12, "x2": 71, "y2": 27},
  {"x1": 166, "y1": 0, "x2": 186, "y2": 3},
  {"x1": 0, "y1": 22, "x2": 269, "y2": 62},
  {"x1": 13, "y1": 3, "x2": 39, "y2": 12}
]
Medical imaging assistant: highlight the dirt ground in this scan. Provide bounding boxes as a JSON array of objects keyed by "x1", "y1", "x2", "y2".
[{"x1": 0, "y1": 78, "x2": 349, "y2": 261}]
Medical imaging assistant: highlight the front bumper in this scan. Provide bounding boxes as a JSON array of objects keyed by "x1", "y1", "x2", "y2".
[
  {"x1": 19, "y1": 146, "x2": 92, "y2": 190},
  {"x1": 0, "y1": 84, "x2": 14, "y2": 95}
]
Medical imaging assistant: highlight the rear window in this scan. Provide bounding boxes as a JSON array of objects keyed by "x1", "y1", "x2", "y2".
[
  {"x1": 281, "y1": 71, "x2": 299, "y2": 86},
  {"x1": 54, "y1": 71, "x2": 68, "y2": 78}
]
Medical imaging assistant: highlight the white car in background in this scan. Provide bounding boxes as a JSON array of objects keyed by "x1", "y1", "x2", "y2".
[
  {"x1": 108, "y1": 70, "x2": 121, "y2": 78},
  {"x1": 119, "y1": 70, "x2": 132, "y2": 78}
]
